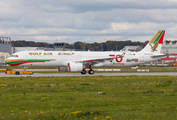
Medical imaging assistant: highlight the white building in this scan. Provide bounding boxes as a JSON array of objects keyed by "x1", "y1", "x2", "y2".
[
  {"x1": 0, "y1": 52, "x2": 10, "y2": 66},
  {"x1": 161, "y1": 40, "x2": 177, "y2": 54}
]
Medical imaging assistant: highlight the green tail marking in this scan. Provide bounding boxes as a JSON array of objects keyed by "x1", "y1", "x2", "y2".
[{"x1": 152, "y1": 30, "x2": 164, "y2": 44}]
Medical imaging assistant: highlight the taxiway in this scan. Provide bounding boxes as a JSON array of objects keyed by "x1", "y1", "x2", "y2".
[{"x1": 0, "y1": 72, "x2": 177, "y2": 77}]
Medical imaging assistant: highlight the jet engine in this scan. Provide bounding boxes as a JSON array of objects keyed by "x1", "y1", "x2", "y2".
[{"x1": 67, "y1": 62, "x2": 83, "y2": 72}]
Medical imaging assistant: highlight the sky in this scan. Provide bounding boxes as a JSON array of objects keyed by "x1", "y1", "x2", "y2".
[{"x1": 1, "y1": 0, "x2": 177, "y2": 44}]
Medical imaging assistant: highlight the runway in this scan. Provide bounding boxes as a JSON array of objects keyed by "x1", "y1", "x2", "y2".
[{"x1": 0, "y1": 72, "x2": 177, "y2": 77}]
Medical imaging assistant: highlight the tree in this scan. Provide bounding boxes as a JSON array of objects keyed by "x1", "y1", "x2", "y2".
[
  {"x1": 74, "y1": 41, "x2": 82, "y2": 50},
  {"x1": 94, "y1": 46, "x2": 100, "y2": 51}
]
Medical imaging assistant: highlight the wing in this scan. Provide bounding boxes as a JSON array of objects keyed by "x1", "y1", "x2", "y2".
[{"x1": 75, "y1": 50, "x2": 127, "y2": 65}]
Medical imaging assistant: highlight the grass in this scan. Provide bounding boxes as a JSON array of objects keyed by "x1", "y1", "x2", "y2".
[{"x1": 0, "y1": 76, "x2": 177, "y2": 119}]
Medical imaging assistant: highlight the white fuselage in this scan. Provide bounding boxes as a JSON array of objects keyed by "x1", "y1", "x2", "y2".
[{"x1": 7, "y1": 51, "x2": 161, "y2": 68}]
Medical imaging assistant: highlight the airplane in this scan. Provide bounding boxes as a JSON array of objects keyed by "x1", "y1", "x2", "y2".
[{"x1": 5, "y1": 30, "x2": 167, "y2": 75}]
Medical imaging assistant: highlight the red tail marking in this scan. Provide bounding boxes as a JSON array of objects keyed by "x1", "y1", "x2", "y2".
[{"x1": 158, "y1": 30, "x2": 165, "y2": 44}]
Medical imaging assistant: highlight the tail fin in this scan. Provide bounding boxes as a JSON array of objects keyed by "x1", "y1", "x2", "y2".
[{"x1": 141, "y1": 30, "x2": 165, "y2": 53}]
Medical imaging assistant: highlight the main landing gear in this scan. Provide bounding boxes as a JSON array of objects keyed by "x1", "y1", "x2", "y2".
[
  {"x1": 81, "y1": 65, "x2": 94, "y2": 75},
  {"x1": 88, "y1": 69, "x2": 94, "y2": 74},
  {"x1": 81, "y1": 69, "x2": 86, "y2": 74}
]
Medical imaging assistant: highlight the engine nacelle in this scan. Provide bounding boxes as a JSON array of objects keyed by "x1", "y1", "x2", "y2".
[{"x1": 67, "y1": 62, "x2": 83, "y2": 72}]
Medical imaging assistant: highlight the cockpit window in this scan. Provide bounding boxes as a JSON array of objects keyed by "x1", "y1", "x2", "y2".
[{"x1": 11, "y1": 55, "x2": 18, "y2": 57}]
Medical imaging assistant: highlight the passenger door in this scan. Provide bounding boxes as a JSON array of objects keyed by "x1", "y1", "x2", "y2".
[
  {"x1": 139, "y1": 53, "x2": 144, "y2": 62},
  {"x1": 23, "y1": 52, "x2": 28, "y2": 60}
]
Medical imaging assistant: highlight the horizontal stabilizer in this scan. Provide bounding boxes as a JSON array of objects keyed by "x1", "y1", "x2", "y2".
[{"x1": 151, "y1": 54, "x2": 168, "y2": 58}]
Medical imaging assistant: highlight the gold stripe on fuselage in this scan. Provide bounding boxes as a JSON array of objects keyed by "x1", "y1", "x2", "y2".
[{"x1": 5, "y1": 59, "x2": 23, "y2": 63}]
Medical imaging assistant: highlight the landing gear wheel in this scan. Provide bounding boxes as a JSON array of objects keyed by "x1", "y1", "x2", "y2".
[
  {"x1": 88, "y1": 70, "x2": 94, "y2": 75},
  {"x1": 81, "y1": 69, "x2": 86, "y2": 74},
  {"x1": 15, "y1": 71, "x2": 20, "y2": 75}
]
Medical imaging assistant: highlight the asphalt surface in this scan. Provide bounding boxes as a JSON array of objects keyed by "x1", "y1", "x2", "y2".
[{"x1": 0, "y1": 72, "x2": 177, "y2": 77}]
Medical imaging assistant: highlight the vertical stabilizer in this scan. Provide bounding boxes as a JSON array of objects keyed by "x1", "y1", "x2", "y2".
[{"x1": 141, "y1": 30, "x2": 165, "y2": 53}]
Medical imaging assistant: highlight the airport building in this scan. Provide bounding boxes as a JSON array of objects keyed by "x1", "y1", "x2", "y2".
[
  {"x1": 0, "y1": 37, "x2": 11, "y2": 66},
  {"x1": 161, "y1": 40, "x2": 177, "y2": 54},
  {"x1": 54, "y1": 42, "x2": 76, "y2": 51},
  {"x1": 11, "y1": 42, "x2": 73, "y2": 53},
  {"x1": 12, "y1": 47, "x2": 55, "y2": 53},
  {"x1": 121, "y1": 46, "x2": 141, "y2": 52},
  {"x1": 160, "y1": 40, "x2": 177, "y2": 64},
  {"x1": 0, "y1": 36, "x2": 12, "y2": 54}
]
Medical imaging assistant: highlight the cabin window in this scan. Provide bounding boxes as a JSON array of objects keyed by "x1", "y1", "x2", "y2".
[{"x1": 11, "y1": 55, "x2": 18, "y2": 57}]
